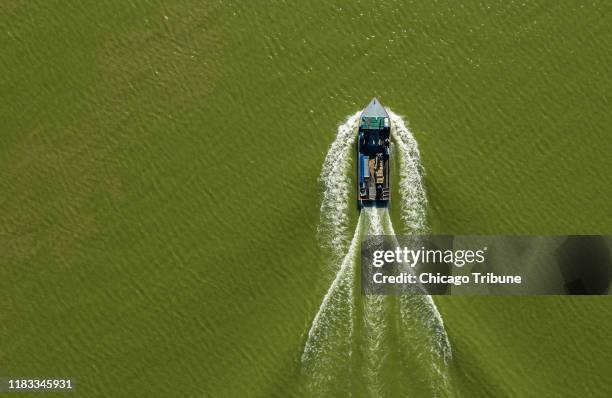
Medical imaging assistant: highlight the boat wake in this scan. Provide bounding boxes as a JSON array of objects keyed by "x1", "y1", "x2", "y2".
[
  {"x1": 318, "y1": 111, "x2": 361, "y2": 260},
  {"x1": 301, "y1": 110, "x2": 451, "y2": 397}
]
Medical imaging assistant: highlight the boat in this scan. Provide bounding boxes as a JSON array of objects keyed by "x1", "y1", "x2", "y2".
[{"x1": 358, "y1": 98, "x2": 391, "y2": 208}]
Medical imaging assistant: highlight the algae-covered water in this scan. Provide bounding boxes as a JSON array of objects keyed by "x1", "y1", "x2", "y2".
[{"x1": 2, "y1": 1, "x2": 612, "y2": 397}]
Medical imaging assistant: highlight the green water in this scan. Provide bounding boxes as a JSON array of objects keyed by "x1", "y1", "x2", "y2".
[{"x1": 2, "y1": 1, "x2": 612, "y2": 396}]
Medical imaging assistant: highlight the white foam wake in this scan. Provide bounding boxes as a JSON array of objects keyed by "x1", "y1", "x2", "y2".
[
  {"x1": 362, "y1": 208, "x2": 390, "y2": 397},
  {"x1": 300, "y1": 214, "x2": 363, "y2": 395},
  {"x1": 388, "y1": 110, "x2": 429, "y2": 234},
  {"x1": 384, "y1": 211, "x2": 453, "y2": 391},
  {"x1": 318, "y1": 112, "x2": 361, "y2": 259},
  {"x1": 301, "y1": 214, "x2": 362, "y2": 362}
]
